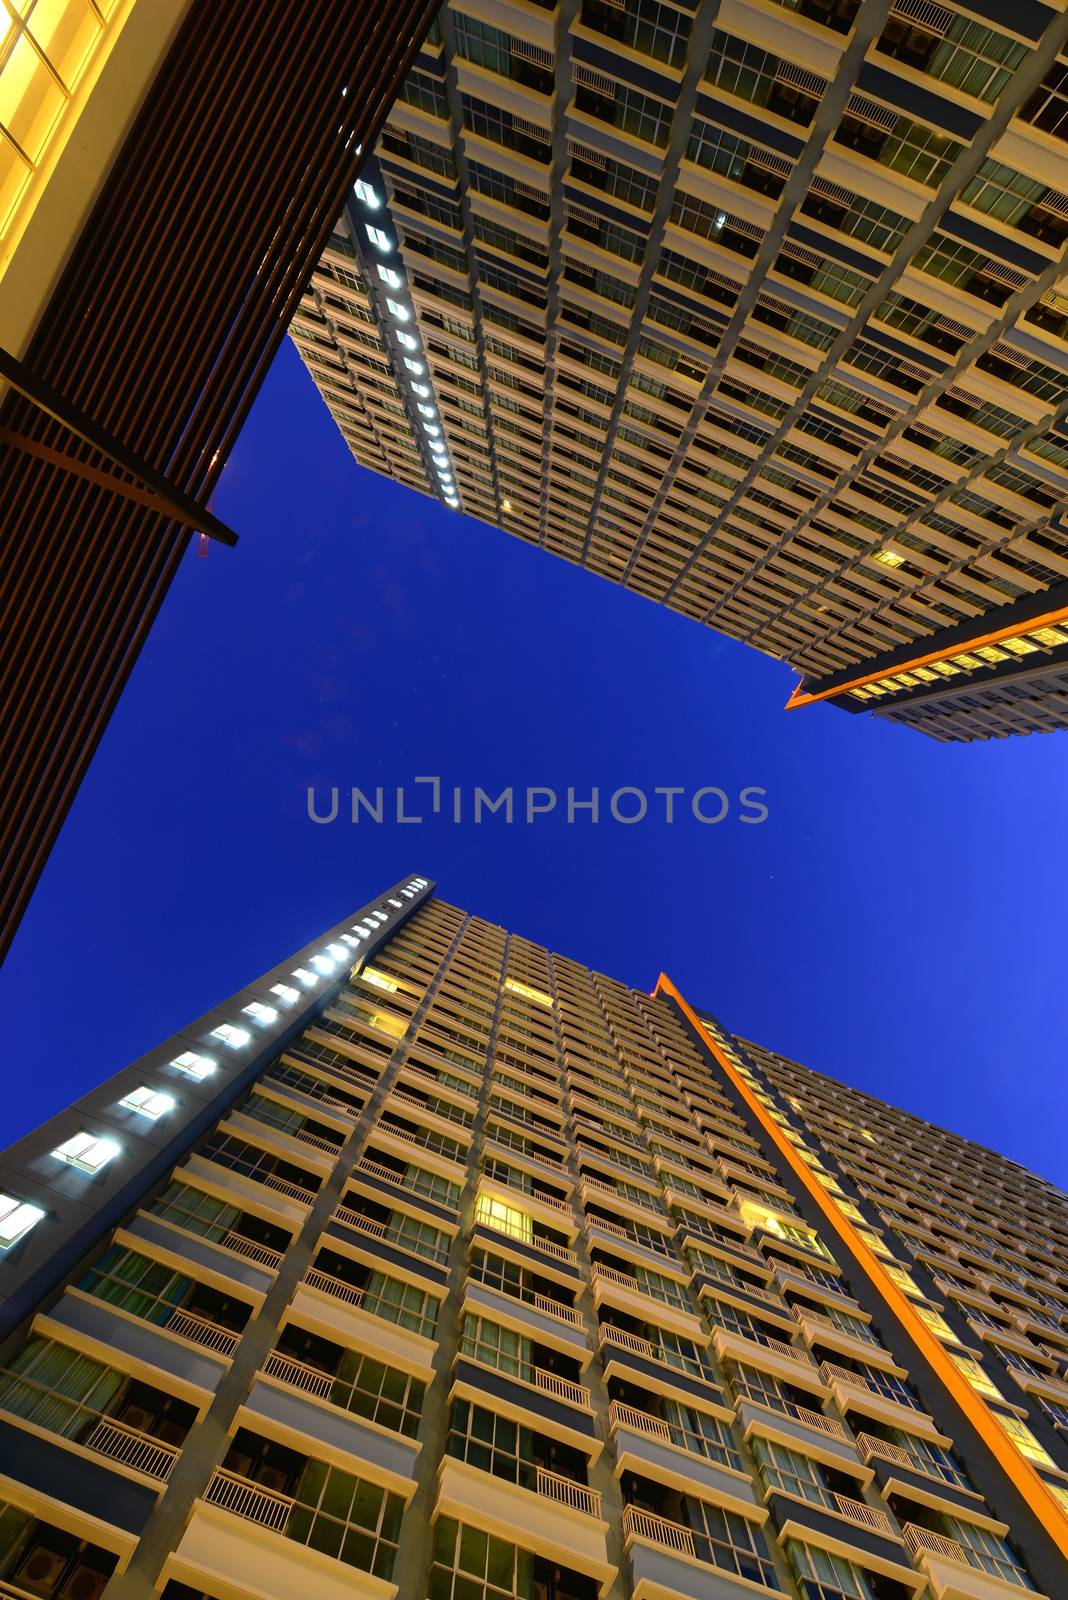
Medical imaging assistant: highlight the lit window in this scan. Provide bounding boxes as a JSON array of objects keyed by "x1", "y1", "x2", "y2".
[
  {"x1": 997, "y1": 1413, "x2": 1056, "y2": 1468},
  {"x1": 503, "y1": 978, "x2": 552, "y2": 1008},
  {"x1": 404, "y1": 358, "x2": 425, "y2": 375},
  {"x1": 293, "y1": 967, "x2": 319, "y2": 988},
  {"x1": 915, "y1": 1306, "x2": 960, "y2": 1344},
  {"x1": 243, "y1": 1001, "x2": 279, "y2": 1027},
  {"x1": 354, "y1": 179, "x2": 379, "y2": 208},
  {"x1": 377, "y1": 264, "x2": 401, "y2": 289},
  {"x1": 423, "y1": 423, "x2": 441, "y2": 436},
  {"x1": 411, "y1": 383, "x2": 430, "y2": 398},
  {"x1": 170, "y1": 1051, "x2": 217, "y2": 1080},
  {"x1": 475, "y1": 1192, "x2": 533, "y2": 1243},
  {"x1": 502, "y1": 499, "x2": 512, "y2": 512},
  {"x1": 874, "y1": 548, "x2": 904, "y2": 567},
  {"x1": 417, "y1": 403, "x2": 437, "y2": 418},
  {"x1": 397, "y1": 330, "x2": 418, "y2": 349},
  {"x1": 884, "y1": 1263, "x2": 923, "y2": 1298},
  {"x1": 119, "y1": 1087, "x2": 176, "y2": 1120},
  {"x1": 327, "y1": 943, "x2": 348, "y2": 961},
  {"x1": 53, "y1": 1133, "x2": 120, "y2": 1174},
  {"x1": 366, "y1": 225, "x2": 391, "y2": 251},
  {"x1": 270, "y1": 983, "x2": 300, "y2": 1006},
  {"x1": 951, "y1": 1353, "x2": 1003, "y2": 1400},
  {"x1": 362, "y1": 967, "x2": 398, "y2": 992},
  {"x1": 0, "y1": 1195, "x2": 45, "y2": 1246},
  {"x1": 311, "y1": 954, "x2": 336, "y2": 975},
  {"x1": 211, "y1": 1023, "x2": 252, "y2": 1049},
  {"x1": 445, "y1": 495, "x2": 459, "y2": 507}
]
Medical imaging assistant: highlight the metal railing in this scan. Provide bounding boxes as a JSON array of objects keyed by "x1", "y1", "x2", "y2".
[
  {"x1": 165, "y1": 1308, "x2": 241, "y2": 1356},
  {"x1": 902, "y1": 1523, "x2": 1032, "y2": 1588},
  {"x1": 535, "y1": 1465, "x2": 601, "y2": 1517},
  {"x1": 830, "y1": 1493, "x2": 895, "y2": 1537},
  {"x1": 600, "y1": 1324, "x2": 657, "y2": 1359},
  {"x1": 622, "y1": 1504, "x2": 695, "y2": 1557},
  {"x1": 609, "y1": 1400, "x2": 671, "y2": 1442},
  {"x1": 83, "y1": 1417, "x2": 180, "y2": 1481},
  {"x1": 258, "y1": 1171, "x2": 318, "y2": 1202},
  {"x1": 303, "y1": 1269, "x2": 365, "y2": 1308},
  {"x1": 332, "y1": 1206, "x2": 387, "y2": 1239},
  {"x1": 477, "y1": 1214, "x2": 578, "y2": 1266},
  {"x1": 533, "y1": 1368, "x2": 591, "y2": 1407},
  {"x1": 531, "y1": 1290, "x2": 583, "y2": 1326},
  {"x1": 222, "y1": 1231, "x2": 284, "y2": 1269},
  {"x1": 206, "y1": 1467, "x2": 292, "y2": 1531},
  {"x1": 262, "y1": 1349, "x2": 334, "y2": 1399}
]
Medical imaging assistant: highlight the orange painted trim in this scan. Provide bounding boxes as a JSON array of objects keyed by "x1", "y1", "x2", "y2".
[
  {"x1": 653, "y1": 971, "x2": 1068, "y2": 1562},
  {"x1": 783, "y1": 599, "x2": 1068, "y2": 711}
]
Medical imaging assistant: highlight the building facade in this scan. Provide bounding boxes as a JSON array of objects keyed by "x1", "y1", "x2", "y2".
[
  {"x1": 292, "y1": 0, "x2": 1068, "y2": 740},
  {"x1": 1, "y1": 877, "x2": 1067, "y2": 1598},
  {"x1": 0, "y1": 0, "x2": 438, "y2": 967}
]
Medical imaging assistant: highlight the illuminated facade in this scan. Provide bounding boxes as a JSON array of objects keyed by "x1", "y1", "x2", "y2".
[
  {"x1": 293, "y1": 0, "x2": 1068, "y2": 740},
  {"x1": 2, "y1": 877, "x2": 1068, "y2": 1598}
]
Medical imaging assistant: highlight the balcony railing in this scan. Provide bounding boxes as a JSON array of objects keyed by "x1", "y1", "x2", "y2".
[
  {"x1": 531, "y1": 1290, "x2": 583, "y2": 1326},
  {"x1": 797, "y1": 1307, "x2": 878, "y2": 1346},
  {"x1": 391, "y1": 1086, "x2": 472, "y2": 1127},
  {"x1": 223, "y1": 1231, "x2": 284, "y2": 1269},
  {"x1": 262, "y1": 1349, "x2": 334, "y2": 1399},
  {"x1": 535, "y1": 1465, "x2": 601, "y2": 1518},
  {"x1": 83, "y1": 1417, "x2": 181, "y2": 1481},
  {"x1": 610, "y1": 1399, "x2": 672, "y2": 1442},
  {"x1": 165, "y1": 1308, "x2": 241, "y2": 1356},
  {"x1": 902, "y1": 1523, "x2": 1032, "y2": 1588},
  {"x1": 820, "y1": 1361, "x2": 917, "y2": 1406},
  {"x1": 588, "y1": 1216, "x2": 673, "y2": 1257},
  {"x1": 303, "y1": 1269, "x2": 366, "y2": 1308},
  {"x1": 533, "y1": 1368, "x2": 591, "y2": 1407},
  {"x1": 477, "y1": 1215, "x2": 578, "y2": 1266},
  {"x1": 261, "y1": 1074, "x2": 356, "y2": 1117},
  {"x1": 622, "y1": 1504, "x2": 695, "y2": 1557},
  {"x1": 333, "y1": 1204, "x2": 449, "y2": 1264},
  {"x1": 255, "y1": 1171, "x2": 319, "y2": 1203},
  {"x1": 206, "y1": 1467, "x2": 292, "y2": 1531},
  {"x1": 828, "y1": 1493, "x2": 896, "y2": 1538},
  {"x1": 600, "y1": 1323, "x2": 657, "y2": 1359}
]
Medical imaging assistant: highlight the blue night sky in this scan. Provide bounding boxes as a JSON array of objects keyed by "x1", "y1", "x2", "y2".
[{"x1": 4, "y1": 340, "x2": 1066, "y2": 1183}]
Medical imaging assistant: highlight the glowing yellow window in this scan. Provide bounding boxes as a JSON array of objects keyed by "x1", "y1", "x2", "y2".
[
  {"x1": 368, "y1": 1010, "x2": 406, "y2": 1038},
  {"x1": 997, "y1": 1413, "x2": 1057, "y2": 1469},
  {"x1": 1030, "y1": 626, "x2": 1068, "y2": 647},
  {"x1": 951, "y1": 653, "x2": 983, "y2": 670},
  {"x1": 857, "y1": 1228, "x2": 892, "y2": 1259},
  {"x1": 884, "y1": 1264, "x2": 923, "y2": 1299},
  {"x1": 951, "y1": 1353, "x2": 1003, "y2": 1401},
  {"x1": 475, "y1": 1193, "x2": 533, "y2": 1244},
  {"x1": 912, "y1": 666, "x2": 940, "y2": 682},
  {"x1": 503, "y1": 978, "x2": 552, "y2": 1008},
  {"x1": 932, "y1": 660, "x2": 960, "y2": 677},
  {"x1": 915, "y1": 1306, "x2": 960, "y2": 1344},
  {"x1": 1003, "y1": 637, "x2": 1038, "y2": 656},
  {"x1": 362, "y1": 967, "x2": 399, "y2": 992},
  {"x1": 975, "y1": 645, "x2": 1009, "y2": 663},
  {"x1": 836, "y1": 1198, "x2": 864, "y2": 1221}
]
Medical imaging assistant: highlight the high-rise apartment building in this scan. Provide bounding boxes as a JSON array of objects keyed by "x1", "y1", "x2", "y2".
[
  {"x1": 2, "y1": 874, "x2": 1068, "y2": 1600},
  {"x1": 293, "y1": 0, "x2": 1068, "y2": 742},
  {"x1": 0, "y1": 0, "x2": 437, "y2": 967}
]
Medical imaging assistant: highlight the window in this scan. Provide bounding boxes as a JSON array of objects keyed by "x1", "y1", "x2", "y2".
[
  {"x1": 353, "y1": 179, "x2": 380, "y2": 208},
  {"x1": 119, "y1": 1087, "x2": 176, "y2": 1120},
  {"x1": 52, "y1": 1133, "x2": 119, "y2": 1173},
  {"x1": 0, "y1": 1194, "x2": 45, "y2": 1246},
  {"x1": 283, "y1": 1459, "x2": 403, "y2": 1579},
  {"x1": 293, "y1": 967, "x2": 319, "y2": 987},
  {"x1": 270, "y1": 983, "x2": 300, "y2": 1006},
  {"x1": 365, "y1": 225, "x2": 391, "y2": 251},
  {"x1": 386, "y1": 298, "x2": 410, "y2": 321},
  {"x1": 211, "y1": 1023, "x2": 251, "y2": 1049},
  {"x1": 170, "y1": 1051, "x2": 216, "y2": 1080},
  {"x1": 377, "y1": 264, "x2": 401, "y2": 289},
  {"x1": 242, "y1": 1002, "x2": 278, "y2": 1027}
]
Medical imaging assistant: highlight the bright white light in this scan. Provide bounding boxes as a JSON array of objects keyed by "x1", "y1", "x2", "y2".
[
  {"x1": 293, "y1": 967, "x2": 319, "y2": 988},
  {"x1": 327, "y1": 943, "x2": 347, "y2": 960},
  {"x1": 119, "y1": 1087, "x2": 176, "y2": 1120},
  {"x1": 445, "y1": 495, "x2": 459, "y2": 506},
  {"x1": 386, "y1": 298, "x2": 410, "y2": 322},
  {"x1": 417, "y1": 403, "x2": 436, "y2": 419},
  {"x1": 377, "y1": 264, "x2": 401, "y2": 289},
  {"x1": 312, "y1": 954, "x2": 336, "y2": 975},
  {"x1": 53, "y1": 1133, "x2": 120, "y2": 1173},
  {"x1": 0, "y1": 1196, "x2": 45, "y2": 1246},
  {"x1": 423, "y1": 424, "x2": 441, "y2": 437},
  {"x1": 404, "y1": 359, "x2": 425, "y2": 375},
  {"x1": 211, "y1": 1023, "x2": 252, "y2": 1049},
  {"x1": 366, "y1": 225, "x2": 391, "y2": 252},
  {"x1": 354, "y1": 179, "x2": 379, "y2": 208},
  {"x1": 270, "y1": 983, "x2": 300, "y2": 1006},
  {"x1": 411, "y1": 383, "x2": 430, "y2": 398},
  {"x1": 397, "y1": 331, "x2": 418, "y2": 350},
  {"x1": 243, "y1": 1001, "x2": 279, "y2": 1027},
  {"x1": 171, "y1": 1051, "x2": 217, "y2": 1080}
]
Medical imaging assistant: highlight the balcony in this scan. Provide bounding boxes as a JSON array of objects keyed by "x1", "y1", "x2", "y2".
[
  {"x1": 0, "y1": 1361, "x2": 183, "y2": 1485},
  {"x1": 712, "y1": 1329, "x2": 828, "y2": 1395},
  {"x1": 819, "y1": 1361, "x2": 943, "y2": 1439},
  {"x1": 765, "y1": 1491, "x2": 918, "y2": 1591},
  {"x1": 903, "y1": 1524, "x2": 1047, "y2": 1600},
  {"x1": 608, "y1": 1403, "x2": 761, "y2": 1516},
  {"x1": 435, "y1": 1455, "x2": 613, "y2": 1592},
  {"x1": 590, "y1": 1264, "x2": 704, "y2": 1339},
  {"x1": 621, "y1": 1506, "x2": 789, "y2": 1600}
]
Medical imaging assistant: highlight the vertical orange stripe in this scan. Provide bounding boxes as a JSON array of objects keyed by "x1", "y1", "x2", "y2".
[{"x1": 653, "y1": 972, "x2": 1068, "y2": 1562}]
